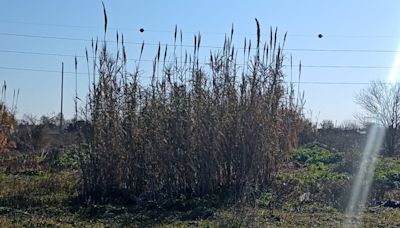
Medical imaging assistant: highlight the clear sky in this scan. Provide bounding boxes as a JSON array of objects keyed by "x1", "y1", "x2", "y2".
[{"x1": 1, "y1": 0, "x2": 400, "y2": 124}]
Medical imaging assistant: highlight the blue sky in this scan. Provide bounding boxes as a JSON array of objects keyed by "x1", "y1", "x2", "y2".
[{"x1": 1, "y1": 0, "x2": 400, "y2": 124}]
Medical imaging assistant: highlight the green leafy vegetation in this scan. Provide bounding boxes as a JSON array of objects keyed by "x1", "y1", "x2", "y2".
[
  {"x1": 375, "y1": 158, "x2": 400, "y2": 189},
  {"x1": 276, "y1": 145, "x2": 351, "y2": 209},
  {"x1": 293, "y1": 144, "x2": 342, "y2": 165},
  {"x1": 280, "y1": 162, "x2": 349, "y2": 187},
  {"x1": 2, "y1": 142, "x2": 400, "y2": 226},
  {"x1": 56, "y1": 145, "x2": 82, "y2": 169},
  {"x1": 0, "y1": 170, "x2": 79, "y2": 208}
]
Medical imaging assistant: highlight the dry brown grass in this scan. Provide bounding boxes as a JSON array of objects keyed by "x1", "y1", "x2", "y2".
[
  {"x1": 80, "y1": 12, "x2": 305, "y2": 203},
  {"x1": 0, "y1": 82, "x2": 17, "y2": 154}
]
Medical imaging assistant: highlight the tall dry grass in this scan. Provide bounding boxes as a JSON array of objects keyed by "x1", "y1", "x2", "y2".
[
  {"x1": 0, "y1": 82, "x2": 17, "y2": 154},
  {"x1": 80, "y1": 7, "x2": 304, "y2": 202}
]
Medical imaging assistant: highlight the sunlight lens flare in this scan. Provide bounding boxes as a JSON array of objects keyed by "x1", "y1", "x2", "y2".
[
  {"x1": 344, "y1": 124, "x2": 385, "y2": 227},
  {"x1": 388, "y1": 44, "x2": 400, "y2": 83},
  {"x1": 345, "y1": 41, "x2": 400, "y2": 227}
]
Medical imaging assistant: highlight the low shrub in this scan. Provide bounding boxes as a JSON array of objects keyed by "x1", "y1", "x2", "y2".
[
  {"x1": 375, "y1": 158, "x2": 400, "y2": 189},
  {"x1": 293, "y1": 145, "x2": 342, "y2": 166},
  {"x1": 56, "y1": 145, "x2": 81, "y2": 169},
  {"x1": 277, "y1": 148, "x2": 350, "y2": 208}
]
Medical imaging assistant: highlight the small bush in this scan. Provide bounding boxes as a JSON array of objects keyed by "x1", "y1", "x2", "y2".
[
  {"x1": 255, "y1": 192, "x2": 273, "y2": 208},
  {"x1": 375, "y1": 158, "x2": 400, "y2": 189},
  {"x1": 293, "y1": 145, "x2": 342, "y2": 166},
  {"x1": 279, "y1": 163, "x2": 349, "y2": 187},
  {"x1": 56, "y1": 145, "x2": 81, "y2": 169},
  {"x1": 277, "y1": 145, "x2": 350, "y2": 207}
]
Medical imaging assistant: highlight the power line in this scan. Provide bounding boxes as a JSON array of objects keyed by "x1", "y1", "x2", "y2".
[
  {"x1": 294, "y1": 81, "x2": 370, "y2": 85},
  {"x1": 286, "y1": 48, "x2": 400, "y2": 53},
  {"x1": 0, "y1": 65, "x2": 386, "y2": 85},
  {"x1": 0, "y1": 66, "x2": 93, "y2": 75},
  {"x1": 1, "y1": 20, "x2": 399, "y2": 39},
  {"x1": 0, "y1": 49, "x2": 79, "y2": 58},
  {"x1": 0, "y1": 20, "x2": 335, "y2": 37},
  {"x1": 2, "y1": 32, "x2": 400, "y2": 53},
  {"x1": 1, "y1": 49, "x2": 400, "y2": 70},
  {"x1": 0, "y1": 20, "x2": 101, "y2": 30},
  {"x1": 299, "y1": 65, "x2": 398, "y2": 69},
  {"x1": 0, "y1": 32, "x2": 94, "y2": 43},
  {"x1": 0, "y1": 49, "x2": 149, "y2": 62}
]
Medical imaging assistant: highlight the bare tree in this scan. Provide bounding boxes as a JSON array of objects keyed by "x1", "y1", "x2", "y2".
[{"x1": 355, "y1": 80, "x2": 400, "y2": 156}]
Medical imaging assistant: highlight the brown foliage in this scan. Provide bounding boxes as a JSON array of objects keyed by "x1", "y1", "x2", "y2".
[
  {"x1": 80, "y1": 21, "x2": 305, "y2": 202},
  {"x1": 0, "y1": 103, "x2": 16, "y2": 153}
]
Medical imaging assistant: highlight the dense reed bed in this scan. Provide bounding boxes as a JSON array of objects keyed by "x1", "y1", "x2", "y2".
[{"x1": 80, "y1": 7, "x2": 304, "y2": 202}]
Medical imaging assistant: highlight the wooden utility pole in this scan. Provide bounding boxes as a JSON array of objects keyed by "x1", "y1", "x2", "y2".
[
  {"x1": 75, "y1": 56, "x2": 78, "y2": 121},
  {"x1": 60, "y1": 62, "x2": 64, "y2": 133}
]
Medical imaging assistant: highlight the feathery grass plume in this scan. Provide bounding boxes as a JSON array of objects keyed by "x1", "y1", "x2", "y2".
[
  {"x1": 85, "y1": 48, "x2": 89, "y2": 63},
  {"x1": 230, "y1": 24, "x2": 234, "y2": 41},
  {"x1": 102, "y1": 1, "x2": 107, "y2": 34},
  {"x1": 95, "y1": 37, "x2": 98, "y2": 53},
  {"x1": 1, "y1": 81, "x2": 6, "y2": 100},
  {"x1": 273, "y1": 27, "x2": 278, "y2": 61},
  {"x1": 180, "y1": 30, "x2": 183, "y2": 58},
  {"x1": 174, "y1": 25, "x2": 177, "y2": 45},
  {"x1": 157, "y1": 42, "x2": 161, "y2": 62},
  {"x1": 269, "y1": 27, "x2": 273, "y2": 51},
  {"x1": 255, "y1": 18, "x2": 260, "y2": 46},
  {"x1": 11, "y1": 89, "x2": 19, "y2": 114},
  {"x1": 152, "y1": 56, "x2": 157, "y2": 93},
  {"x1": 244, "y1": 38, "x2": 247, "y2": 56},
  {"x1": 163, "y1": 44, "x2": 168, "y2": 64},
  {"x1": 93, "y1": 37, "x2": 98, "y2": 88},
  {"x1": 248, "y1": 39, "x2": 251, "y2": 59},
  {"x1": 197, "y1": 32, "x2": 201, "y2": 52},
  {"x1": 282, "y1": 31, "x2": 287, "y2": 49},
  {"x1": 140, "y1": 41, "x2": 145, "y2": 60},
  {"x1": 133, "y1": 41, "x2": 145, "y2": 76},
  {"x1": 122, "y1": 34, "x2": 127, "y2": 65},
  {"x1": 297, "y1": 61, "x2": 302, "y2": 106},
  {"x1": 194, "y1": 34, "x2": 197, "y2": 55},
  {"x1": 184, "y1": 50, "x2": 187, "y2": 65},
  {"x1": 85, "y1": 48, "x2": 91, "y2": 89},
  {"x1": 157, "y1": 42, "x2": 161, "y2": 80},
  {"x1": 116, "y1": 31, "x2": 119, "y2": 63},
  {"x1": 255, "y1": 18, "x2": 260, "y2": 59},
  {"x1": 116, "y1": 30, "x2": 119, "y2": 44}
]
